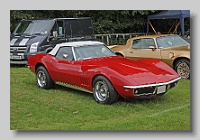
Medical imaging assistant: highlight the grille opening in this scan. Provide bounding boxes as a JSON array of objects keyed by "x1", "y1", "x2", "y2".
[{"x1": 134, "y1": 86, "x2": 156, "y2": 96}]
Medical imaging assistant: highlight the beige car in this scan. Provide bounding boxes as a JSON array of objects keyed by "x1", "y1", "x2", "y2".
[{"x1": 109, "y1": 34, "x2": 190, "y2": 79}]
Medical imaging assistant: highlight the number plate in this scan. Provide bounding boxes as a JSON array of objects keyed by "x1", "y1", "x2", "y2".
[
  {"x1": 10, "y1": 55, "x2": 22, "y2": 60},
  {"x1": 157, "y1": 85, "x2": 166, "y2": 94}
]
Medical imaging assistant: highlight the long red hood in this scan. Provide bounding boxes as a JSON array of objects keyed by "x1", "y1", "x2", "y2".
[{"x1": 80, "y1": 56, "x2": 179, "y2": 85}]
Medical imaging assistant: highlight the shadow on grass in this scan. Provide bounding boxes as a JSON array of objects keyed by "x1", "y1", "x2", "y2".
[
  {"x1": 10, "y1": 64, "x2": 27, "y2": 68},
  {"x1": 118, "y1": 96, "x2": 167, "y2": 105},
  {"x1": 54, "y1": 83, "x2": 93, "y2": 99},
  {"x1": 27, "y1": 80, "x2": 168, "y2": 105},
  {"x1": 54, "y1": 83, "x2": 167, "y2": 105}
]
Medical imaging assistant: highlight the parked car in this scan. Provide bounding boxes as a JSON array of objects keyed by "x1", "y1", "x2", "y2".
[
  {"x1": 10, "y1": 17, "x2": 95, "y2": 64},
  {"x1": 109, "y1": 34, "x2": 190, "y2": 79},
  {"x1": 27, "y1": 41, "x2": 181, "y2": 104}
]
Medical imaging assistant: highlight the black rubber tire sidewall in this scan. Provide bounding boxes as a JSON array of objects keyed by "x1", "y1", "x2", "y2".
[
  {"x1": 93, "y1": 75, "x2": 119, "y2": 104},
  {"x1": 175, "y1": 59, "x2": 190, "y2": 79},
  {"x1": 36, "y1": 66, "x2": 54, "y2": 89}
]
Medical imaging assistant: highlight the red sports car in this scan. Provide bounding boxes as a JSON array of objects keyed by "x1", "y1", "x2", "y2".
[{"x1": 28, "y1": 41, "x2": 181, "y2": 104}]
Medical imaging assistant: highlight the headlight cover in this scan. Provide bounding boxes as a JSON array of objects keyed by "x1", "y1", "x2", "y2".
[{"x1": 29, "y1": 42, "x2": 39, "y2": 53}]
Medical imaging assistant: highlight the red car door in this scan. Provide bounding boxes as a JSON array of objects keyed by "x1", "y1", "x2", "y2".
[
  {"x1": 51, "y1": 46, "x2": 83, "y2": 86},
  {"x1": 54, "y1": 60, "x2": 82, "y2": 86}
]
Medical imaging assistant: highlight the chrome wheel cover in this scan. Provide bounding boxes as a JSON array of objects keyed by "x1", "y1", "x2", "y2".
[
  {"x1": 37, "y1": 70, "x2": 47, "y2": 87},
  {"x1": 94, "y1": 81, "x2": 109, "y2": 102},
  {"x1": 177, "y1": 62, "x2": 190, "y2": 79}
]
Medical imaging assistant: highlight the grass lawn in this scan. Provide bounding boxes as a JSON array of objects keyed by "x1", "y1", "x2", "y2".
[{"x1": 10, "y1": 66, "x2": 190, "y2": 130}]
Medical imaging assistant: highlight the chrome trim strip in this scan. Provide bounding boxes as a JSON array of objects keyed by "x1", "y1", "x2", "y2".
[
  {"x1": 72, "y1": 47, "x2": 77, "y2": 60},
  {"x1": 10, "y1": 60, "x2": 27, "y2": 64},
  {"x1": 10, "y1": 47, "x2": 27, "y2": 49},
  {"x1": 17, "y1": 53, "x2": 25, "y2": 55},
  {"x1": 124, "y1": 77, "x2": 181, "y2": 89},
  {"x1": 134, "y1": 92, "x2": 155, "y2": 96},
  {"x1": 10, "y1": 53, "x2": 24, "y2": 55}
]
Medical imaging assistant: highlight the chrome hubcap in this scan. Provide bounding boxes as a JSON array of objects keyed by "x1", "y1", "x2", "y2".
[
  {"x1": 177, "y1": 62, "x2": 190, "y2": 79},
  {"x1": 94, "y1": 81, "x2": 109, "y2": 101},
  {"x1": 37, "y1": 70, "x2": 47, "y2": 87}
]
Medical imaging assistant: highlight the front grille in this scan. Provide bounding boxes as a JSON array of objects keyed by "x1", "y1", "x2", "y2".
[
  {"x1": 10, "y1": 46, "x2": 27, "y2": 53},
  {"x1": 134, "y1": 86, "x2": 156, "y2": 96}
]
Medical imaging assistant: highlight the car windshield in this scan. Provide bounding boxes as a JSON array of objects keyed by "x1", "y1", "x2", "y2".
[
  {"x1": 12, "y1": 20, "x2": 54, "y2": 36},
  {"x1": 156, "y1": 35, "x2": 190, "y2": 49},
  {"x1": 74, "y1": 44, "x2": 116, "y2": 60}
]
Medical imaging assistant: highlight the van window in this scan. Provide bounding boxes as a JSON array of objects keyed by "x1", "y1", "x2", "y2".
[
  {"x1": 13, "y1": 20, "x2": 54, "y2": 36},
  {"x1": 57, "y1": 21, "x2": 64, "y2": 36},
  {"x1": 50, "y1": 21, "x2": 64, "y2": 37}
]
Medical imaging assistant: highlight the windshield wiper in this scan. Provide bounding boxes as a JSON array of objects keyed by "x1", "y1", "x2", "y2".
[
  {"x1": 31, "y1": 32, "x2": 42, "y2": 35},
  {"x1": 22, "y1": 33, "x2": 32, "y2": 36}
]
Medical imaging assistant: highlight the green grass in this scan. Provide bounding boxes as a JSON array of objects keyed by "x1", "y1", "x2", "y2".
[{"x1": 10, "y1": 66, "x2": 190, "y2": 130}]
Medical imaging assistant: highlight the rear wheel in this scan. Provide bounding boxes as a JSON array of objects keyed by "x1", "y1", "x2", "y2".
[
  {"x1": 93, "y1": 76, "x2": 119, "y2": 104},
  {"x1": 36, "y1": 66, "x2": 54, "y2": 89},
  {"x1": 175, "y1": 59, "x2": 190, "y2": 79}
]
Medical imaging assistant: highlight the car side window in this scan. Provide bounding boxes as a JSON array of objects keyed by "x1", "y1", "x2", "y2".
[
  {"x1": 132, "y1": 38, "x2": 155, "y2": 49},
  {"x1": 55, "y1": 47, "x2": 74, "y2": 61},
  {"x1": 143, "y1": 38, "x2": 156, "y2": 49},
  {"x1": 141, "y1": 39, "x2": 149, "y2": 49},
  {"x1": 132, "y1": 39, "x2": 143, "y2": 49}
]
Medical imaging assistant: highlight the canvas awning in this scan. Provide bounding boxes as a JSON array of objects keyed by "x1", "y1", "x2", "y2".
[{"x1": 147, "y1": 10, "x2": 190, "y2": 36}]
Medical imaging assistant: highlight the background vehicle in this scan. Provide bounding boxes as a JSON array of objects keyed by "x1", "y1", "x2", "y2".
[
  {"x1": 28, "y1": 41, "x2": 181, "y2": 104},
  {"x1": 10, "y1": 17, "x2": 94, "y2": 64},
  {"x1": 109, "y1": 34, "x2": 190, "y2": 79}
]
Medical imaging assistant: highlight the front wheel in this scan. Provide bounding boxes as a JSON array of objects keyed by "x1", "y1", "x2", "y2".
[
  {"x1": 36, "y1": 66, "x2": 54, "y2": 89},
  {"x1": 175, "y1": 59, "x2": 190, "y2": 79},
  {"x1": 93, "y1": 76, "x2": 119, "y2": 104}
]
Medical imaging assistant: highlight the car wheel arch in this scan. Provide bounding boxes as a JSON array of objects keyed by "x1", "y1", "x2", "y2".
[
  {"x1": 91, "y1": 73, "x2": 124, "y2": 95},
  {"x1": 115, "y1": 52, "x2": 124, "y2": 57},
  {"x1": 35, "y1": 62, "x2": 47, "y2": 73},
  {"x1": 92, "y1": 74, "x2": 110, "y2": 87},
  {"x1": 35, "y1": 62, "x2": 54, "y2": 80},
  {"x1": 173, "y1": 57, "x2": 190, "y2": 69},
  {"x1": 91, "y1": 74, "x2": 118, "y2": 91}
]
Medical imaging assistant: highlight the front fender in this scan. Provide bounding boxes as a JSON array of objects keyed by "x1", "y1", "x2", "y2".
[
  {"x1": 89, "y1": 67, "x2": 135, "y2": 98},
  {"x1": 174, "y1": 53, "x2": 190, "y2": 60}
]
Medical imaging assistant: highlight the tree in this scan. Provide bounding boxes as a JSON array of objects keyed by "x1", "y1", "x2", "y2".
[{"x1": 10, "y1": 10, "x2": 163, "y2": 34}]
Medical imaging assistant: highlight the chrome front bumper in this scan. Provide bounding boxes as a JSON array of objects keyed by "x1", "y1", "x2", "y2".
[
  {"x1": 10, "y1": 60, "x2": 27, "y2": 64},
  {"x1": 124, "y1": 77, "x2": 181, "y2": 97}
]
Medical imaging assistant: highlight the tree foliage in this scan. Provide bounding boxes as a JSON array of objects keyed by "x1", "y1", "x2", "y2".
[{"x1": 10, "y1": 10, "x2": 189, "y2": 34}]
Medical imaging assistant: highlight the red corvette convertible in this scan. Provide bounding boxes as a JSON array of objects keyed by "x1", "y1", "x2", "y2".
[{"x1": 28, "y1": 41, "x2": 181, "y2": 104}]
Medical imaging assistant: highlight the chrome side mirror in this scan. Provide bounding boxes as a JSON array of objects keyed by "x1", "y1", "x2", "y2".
[{"x1": 149, "y1": 46, "x2": 156, "y2": 51}]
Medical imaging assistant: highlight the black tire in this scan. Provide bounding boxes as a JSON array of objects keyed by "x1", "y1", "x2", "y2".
[
  {"x1": 36, "y1": 66, "x2": 54, "y2": 89},
  {"x1": 175, "y1": 59, "x2": 190, "y2": 79},
  {"x1": 93, "y1": 76, "x2": 119, "y2": 104}
]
